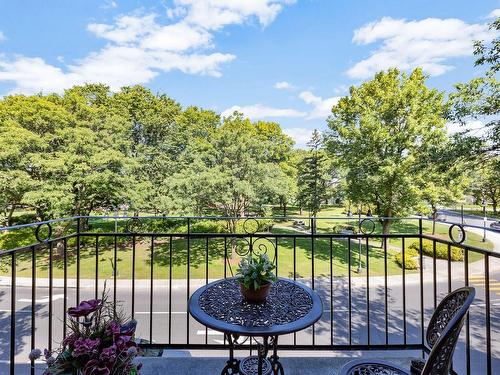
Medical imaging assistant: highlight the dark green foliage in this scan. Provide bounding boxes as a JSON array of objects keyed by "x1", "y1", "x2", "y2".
[
  {"x1": 296, "y1": 130, "x2": 331, "y2": 216},
  {"x1": 0, "y1": 85, "x2": 295, "y2": 227}
]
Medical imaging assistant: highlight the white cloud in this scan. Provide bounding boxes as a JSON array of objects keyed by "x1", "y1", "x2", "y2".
[
  {"x1": 274, "y1": 81, "x2": 293, "y2": 90},
  {"x1": 487, "y1": 9, "x2": 500, "y2": 19},
  {"x1": 283, "y1": 127, "x2": 313, "y2": 148},
  {"x1": 141, "y1": 23, "x2": 213, "y2": 51},
  {"x1": 222, "y1": 104, "x2": 305, "y2": 119},
  {"x1": 0, "y1": 31, "x2": 5, "y2": 41},
  {"x1": 299, "y1": 91, "x2": 339, "y2": 119},
  {"x1": 171, "y1": 0, "x2": 295, "y2": 30},
  {"x1": 0, "y1": 1, "x2": 294, "y2": 94},
  {"x1": 347, "y1": 17, "x2": 493, "y2": 79},
  {"x1": 87, "y1": 15, "x2": 157, "y2": 45},
  {"x1": 223, "y1": 89, "x2": 339, "y2": 122}
]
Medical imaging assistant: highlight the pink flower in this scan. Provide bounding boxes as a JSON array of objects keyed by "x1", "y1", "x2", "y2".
[
  {"x1": 83, "y1": 359, "x2": 111, "y2": 375},
  {"x1": 67, "y1": 299, "x2": 102, "y2": 318},
  {"x1": 72, "y1": 338, "x2": 101, "y2": 357}
]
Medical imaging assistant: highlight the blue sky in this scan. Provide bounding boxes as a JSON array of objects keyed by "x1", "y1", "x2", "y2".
[{"x1": 0, "y1": 0, "x2": 498, "y2": 146}]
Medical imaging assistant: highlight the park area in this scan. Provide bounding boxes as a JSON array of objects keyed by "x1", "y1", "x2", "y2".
[{"x1": 0, "y1": 207, "x2": 492, "y2": 280}]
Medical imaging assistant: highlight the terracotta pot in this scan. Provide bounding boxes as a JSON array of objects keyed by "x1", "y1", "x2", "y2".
[{"x1": 240, "y1": 282, "x2": 272, "y2": 303}]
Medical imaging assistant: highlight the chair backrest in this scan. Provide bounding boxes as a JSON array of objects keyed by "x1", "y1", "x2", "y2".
[{"x1": 422, "y1": 287, "x2": 475, "y2": 375}]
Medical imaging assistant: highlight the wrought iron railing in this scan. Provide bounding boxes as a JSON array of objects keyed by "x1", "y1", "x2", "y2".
[{"x1": 0, "y1": 215, "x2": 498, "y2": 374}]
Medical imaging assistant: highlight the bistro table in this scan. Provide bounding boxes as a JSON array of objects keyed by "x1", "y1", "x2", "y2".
[{"x1": 188, "y1": 277, "x2": 323, "y2": 375}]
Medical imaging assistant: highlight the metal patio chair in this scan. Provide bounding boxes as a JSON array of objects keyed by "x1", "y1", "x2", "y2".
[{"x1": 338, "y1": 286, "x2": 475, "y2": 375}]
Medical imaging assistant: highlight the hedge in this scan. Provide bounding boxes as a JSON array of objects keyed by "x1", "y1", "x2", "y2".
[
  {"x1": 409, "y1": 240, "x2": 463, "y2": 261},
  {"x1": 395, "y1": 247, "x2": 419, "y2": 270}
]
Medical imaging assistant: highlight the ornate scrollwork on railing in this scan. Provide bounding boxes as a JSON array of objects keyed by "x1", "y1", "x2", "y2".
[
  {"x1": 228, "y1": 218, "x2": 276, "y2": 258},
  {"x1": 243, "y1": 217, "x2": 259, "y2": 234},
  {"x1": 359, "y1": 218, "x2": 376, "y2": 235},
  {"x1": 230, "y1": 237, "x2": 253, "y2": 257},
  {"x1": 448, "y1": 224, "x2": 466, "y2": 244},
  {"x1": 34, "y1": 223, "x2": 53, "y2": 243},
  {"x1": 228, "y1": 236, "x2": 276, "y2": 258}
]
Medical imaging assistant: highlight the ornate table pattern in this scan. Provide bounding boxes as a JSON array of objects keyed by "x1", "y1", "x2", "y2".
[{"x1": 189, "y1": 278, "x2": 323, "y2": 375}]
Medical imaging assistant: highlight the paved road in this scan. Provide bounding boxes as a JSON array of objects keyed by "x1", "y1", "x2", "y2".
[
  {"x1": 1, "y1": 270, "x2": 499, "y2": 374},
  {"x1": 437, "y1": 210, "x2": 499, "y2": 234}
]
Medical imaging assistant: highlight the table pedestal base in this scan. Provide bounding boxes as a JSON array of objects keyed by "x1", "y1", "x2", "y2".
[{"x1": 221, "y1": 334, "x2": 285, "y2": 375}]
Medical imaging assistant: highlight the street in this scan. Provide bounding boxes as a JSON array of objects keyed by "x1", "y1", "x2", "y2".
[{"x1": 1, "y1": 262, "x2": 499, "y2": 374}]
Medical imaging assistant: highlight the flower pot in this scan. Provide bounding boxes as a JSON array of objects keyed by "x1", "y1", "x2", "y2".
[{"x1": 240, "y1": 282, "x2": 272, "y2": 303}]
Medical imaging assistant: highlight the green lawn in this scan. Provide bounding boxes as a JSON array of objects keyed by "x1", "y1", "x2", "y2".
[
  {"x1": 0, "y1": 206, "x2": 493, "y2": 279},
  {"x1": 1, "y1": 226, "x2": 488, "y2": 280}
]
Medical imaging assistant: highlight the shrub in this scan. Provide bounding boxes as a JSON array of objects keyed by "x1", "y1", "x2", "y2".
[
  {"x1": 190, "y1": 220, "x2": 228, "y2": 233},
  {"x1": 10, "y1": 213, "x2": 38, "y2": 226},
  {"x1": 332, "y1": 224, "x2": 357, "y2": 234},
  {"x1": 395, "y1": 248, "x2": 419, "y2": 270},
  {"x1": 409, "y1": 240, "x2": 463, "y2": 261}
]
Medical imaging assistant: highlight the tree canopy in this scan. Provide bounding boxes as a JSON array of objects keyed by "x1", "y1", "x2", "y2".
[
  {"x1": 326, "y1": 68, "x2": 466, "y2": 232},
  {"x1": 0, "y1": 86, "x2": 294, "y2": 226}
]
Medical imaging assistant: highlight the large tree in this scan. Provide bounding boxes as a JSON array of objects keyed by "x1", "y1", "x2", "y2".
[
  {"x1": 326, "y1": 68, "x2": 455, "y2": 233},
  {"x1": 0, "y1": 85, "x2": 297, "y2": 225},
  {"x1": 448, "y1": 17, "x2": 499, "y2": 158},
  {"x1": 165, "y1": 113, "x2": 294, "y2": 231},
  {"x1": 469, "y1": 159, "x2": 500, "y2": 214},
  {"x1": 0, "y1": 87, "x2": 138, "y2": 220},
  {"x1": 296, "y1": 130, "x2": 331, "y2": 217}
]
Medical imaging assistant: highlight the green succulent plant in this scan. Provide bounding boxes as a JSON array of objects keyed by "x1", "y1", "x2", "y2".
[{"x1": 236, "y1": 253, "x2": 277, "y2": 291}]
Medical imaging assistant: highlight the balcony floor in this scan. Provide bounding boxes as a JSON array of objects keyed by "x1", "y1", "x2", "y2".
[{"x1": 138, "y1": 349, "x2": 419, "y2": 375}]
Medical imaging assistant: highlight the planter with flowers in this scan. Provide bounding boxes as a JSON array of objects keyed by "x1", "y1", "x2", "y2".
[
  {"x1": 236, "y1": 253, "x2": 277, "y2": 303},
  {"x1": 30, "y1": 289, "x2": 141, "y2": 375}
]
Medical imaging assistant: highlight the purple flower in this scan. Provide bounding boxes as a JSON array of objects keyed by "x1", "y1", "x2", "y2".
[
  {"x1": 62, "y1": 333, "x2": 78, "y2": 348},
  {"x1": 67, "y1": 299, "x2": 102, "y2": 318},
  {"x1": 83, "y1": 359, "x2": 111, "y2": 375},
  {"x1": 100, "y1": 345, "x2": 117, "y2": 364},
  {"x1": 43, "y1": 349, "x2": 51, "y2": 360},
  {"x1": 115, "y1": 333, "x2": 135, "y2": 351},
  {"x1": 29, "y1": 349, "x2": 41, "y2": 361},
  {"x1": 46, "y1": 356, "x2": 56, "y2": 366},
  {"x1": 72, "y1": 338, "x2": 101, "y2": 357},
  {"x1": 106, "y1": 321, "x2": 120, "y2": 337}
]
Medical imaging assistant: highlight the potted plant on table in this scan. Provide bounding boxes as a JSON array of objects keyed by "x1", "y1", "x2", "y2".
[
  {"x1": 236, "y1": 253, "x2": 277, "y2": 303},
  {"x1": 29, "y1": 289, "x2": 142, "y2": 375}
]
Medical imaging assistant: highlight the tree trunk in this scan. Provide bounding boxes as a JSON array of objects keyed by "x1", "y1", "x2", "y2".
[
  {"x1": 431, "y1": 206, "x2": 437, "y2": 235},
  {"x1": 6, "y1": 204, "x2": 16, "y2": 227},
  {"x1": 381, "y1": 208, "x2": 392, "y2": 248},
  {"x1": 381, "y1": 219, "x2": 391, "y2": 235}
]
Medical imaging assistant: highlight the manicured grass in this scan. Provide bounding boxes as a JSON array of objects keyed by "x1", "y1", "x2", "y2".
[
  {"x1": 0, "y1": 206, "x2": 493, "y2": 279},
  {"x1": 2, "y1": 227, "x2": 487, "y2": 280},
  {"x1": 4, "y1": 234, "x2": 402, "y2": 279}
]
